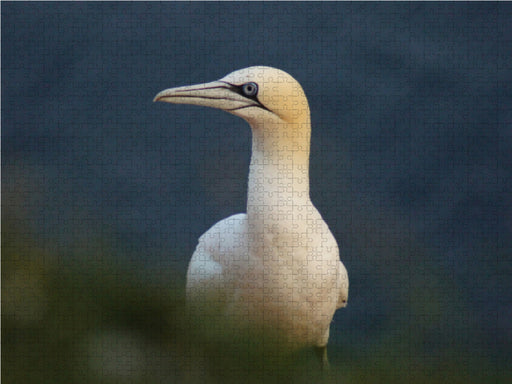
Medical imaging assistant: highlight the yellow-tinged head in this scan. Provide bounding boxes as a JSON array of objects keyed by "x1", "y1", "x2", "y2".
[{"x1": 154, "y1": 66, "x2": 310, "y2": 125}]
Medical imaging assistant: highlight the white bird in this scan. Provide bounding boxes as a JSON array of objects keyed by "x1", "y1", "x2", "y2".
[{"x1": 154, "y1": 66, "x2": 348, "y2": 368}]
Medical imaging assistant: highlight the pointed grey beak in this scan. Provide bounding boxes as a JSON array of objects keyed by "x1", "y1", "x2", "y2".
[{"x1": 154, "y1": 80, "x2": 258, "y2": 112}]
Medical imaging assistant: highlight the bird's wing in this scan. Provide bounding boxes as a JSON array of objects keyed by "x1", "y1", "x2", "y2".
[
  {"x1": 186, "y1": 213, "x2": 248, "y2": 313},
  {"x1": 336, "y1": 260, "x2": 349, "y2": 309}
]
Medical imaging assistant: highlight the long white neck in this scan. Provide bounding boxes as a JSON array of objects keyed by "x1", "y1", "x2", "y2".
[{"x1": 246, "y1": 118, "x2": 312, "y2": 230}]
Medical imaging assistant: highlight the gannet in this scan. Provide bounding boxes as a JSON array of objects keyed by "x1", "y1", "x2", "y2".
[{"x1": 154, "y1": 66, "x2": 348, "y2": 368}]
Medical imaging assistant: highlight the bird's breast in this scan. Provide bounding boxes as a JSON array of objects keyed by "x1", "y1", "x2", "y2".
[{"x1": 228, "y1": 214, "x2": 339, "y2": 347}]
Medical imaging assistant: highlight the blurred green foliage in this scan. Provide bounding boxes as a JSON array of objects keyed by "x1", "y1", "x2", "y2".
[{"x1": 2, "y1": 211, "x2": 509, "y2": 383}]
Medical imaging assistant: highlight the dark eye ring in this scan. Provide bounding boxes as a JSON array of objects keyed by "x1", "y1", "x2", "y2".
[{"x1": 242, "y1": 82, "x2": 258, "y2": 97}]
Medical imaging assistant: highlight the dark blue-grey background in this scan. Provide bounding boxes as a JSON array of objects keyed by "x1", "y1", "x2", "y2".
[{"x1": 3, "y1": 2, "x2": 511, "y2": 382}]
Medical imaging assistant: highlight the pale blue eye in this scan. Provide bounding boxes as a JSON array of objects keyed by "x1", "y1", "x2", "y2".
[{"x1": 242, "y1": 82, "x2": 258, "y2": 97}]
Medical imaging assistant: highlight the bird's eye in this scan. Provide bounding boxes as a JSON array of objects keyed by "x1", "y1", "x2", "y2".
[{"x1": 242, "y1": 82, "x2": 258, "y2": 97}]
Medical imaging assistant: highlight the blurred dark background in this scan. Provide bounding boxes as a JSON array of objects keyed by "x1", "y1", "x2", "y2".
[{"x1": 2, "y1": 2, "x2": 511, "y2": 383}]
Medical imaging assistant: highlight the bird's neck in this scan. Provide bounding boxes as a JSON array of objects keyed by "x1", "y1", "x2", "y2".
[{"x1": 246, "y1": 119, "x2": 312, "y2": 222}]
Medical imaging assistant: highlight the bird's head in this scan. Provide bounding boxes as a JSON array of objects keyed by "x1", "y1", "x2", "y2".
[{"x1": 154, "y1": 66, "x2": 310, "y2": 126}]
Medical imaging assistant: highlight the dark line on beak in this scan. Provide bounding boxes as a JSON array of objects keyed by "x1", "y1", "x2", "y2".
[
  {"x1": 225, "y1": 104, "x2": 260, "y2": 112},
  {"x1": 173, "y1": 84, "x2": 230, "y2": 93},
  {"x1": 161, "y1": 94, "x2": 245, "y2": 103}
]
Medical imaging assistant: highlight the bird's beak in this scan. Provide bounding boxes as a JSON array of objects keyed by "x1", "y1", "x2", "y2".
[{"x1": 154, "y1": 80, "x2": 258, "y2": 112}]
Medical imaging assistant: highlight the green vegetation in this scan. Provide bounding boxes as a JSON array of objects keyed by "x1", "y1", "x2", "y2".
[{"x1": 2, "y1": 213, "x2": 509, "y2": 383}]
